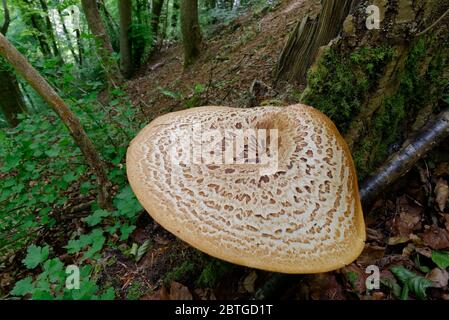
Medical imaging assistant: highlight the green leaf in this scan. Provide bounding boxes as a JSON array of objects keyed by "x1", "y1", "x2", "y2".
[
  {"x1": 11, "y1": 277, "x2": 34, "y2": 296},
  {"x1": 100, "y1": 287, "x2": 116, "y2": 300},
  {"x1": 158, "y1": 86, "x2": 181, "y2": 99},
  {"x1": 83, "y1": 209, "x2": 110, "y2": 227},
  {"x1": 136, "y1": 240, "x2": 151, "y2": 262},
  {"x1": 43, "y1": 258, "x2": 64, "y2": 282},
  {"x1": 390, "y1": 266, "x2": 433, "y2": 300},
  {"x1": 119, "y1": 224, "x2": 136, "y2": 241},
  {"x1": 431, "y1": 251, "x2": 449, "y2": 269},
  {"x1": 62, "y1": 172, "x2": 77, "y2": 183},
  {"x1": 22, "y1": 245, "x2": 50, "y2": 269}
]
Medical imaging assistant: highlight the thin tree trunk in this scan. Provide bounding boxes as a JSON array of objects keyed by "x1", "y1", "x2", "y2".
[
  {"x1": 38, "y1": 0, "x2": 64, "y2": 64},
  {"x1": 1, "y1": 0, "x2": 27, "y2": 127},
  {"x1": 119, "y1": 0, "x2": 133, "y2": 78},
  {"x1": 180, "y1": 0, "x2": 202, "y2": 67},
  {"x1": 81, "y1": 0, "x2": 122, "y2": 88},
  {"x1": 57, "y1": 8, "x2": 79, "y2": 65},
  {"x1": 0, "y1": 32, "x2": 113, "y2": 210},
  {"x1": 170, "y1": 0, "x2": 179, "y2": 37},
  {"x1": 21, "y1": 0, "x2": 53, "y2": 59},
  {"x1": 151, "y1": 0, "x2": 165, "y2": 40},
  {"x1": 0, "y1": 67, "x2": 27, "y2": 127},
  {"x1": 72, "y1": 7, "x2": 84, "y2": 67},
  {"x1": 0, "y1": 0, "x2": 9, "y2": 35}
]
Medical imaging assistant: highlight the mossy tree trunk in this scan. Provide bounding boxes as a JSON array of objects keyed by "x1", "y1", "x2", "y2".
[
  {"x1": 287, "y1": 0, "x2": 449, "y2": 179},
  {"x1": 180, "y1": 0, "x2": 202, "y2": 67}
]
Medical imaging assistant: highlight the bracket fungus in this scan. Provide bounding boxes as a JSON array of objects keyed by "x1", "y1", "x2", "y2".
[{"x1": 126, "y1": 104, "x2": 366, "y2": 273}]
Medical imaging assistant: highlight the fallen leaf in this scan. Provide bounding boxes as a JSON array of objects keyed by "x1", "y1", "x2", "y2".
[
  {"x1": 444, "y1": 214, "x2": 449, "y2": 231},
  {"x1": 435, "y1": 178, "x2": 449, "y2": 212},
  {"x1": 421, "y1": 225, "x2": 449, "y2": 250},
  {"x1": 426, "y1": 268, "x2": 449, "y2": 288},
  {"x1": 169, "y1": 281, "x2": 193, "y2": 300},
  {"x1": 357, "y1": 244, "x2": 385, "y2": 266},
  {"x1": 389, "y1": 196, "x2": 422, "y2": 236},
  {"x1": 366, "y1": 228, "x2": 384, "y2": 242},
  {"x1": 341, "y1": 264, "x2": 366, "y2": 293},
  {"x1": 435, "y1": 163, "x2": 449, "y2": 177},
  {"x1": 388, "y1": 236, "x2": 410, "y2": 246},
  {"x1": 242, "y1": 271, "x2": 258, "y2": 293},
  {"x1": 402, "y1": 243, "x2": 415, "y2": 257},
  {"x1": 415, "y1": 246, "x2": 432, "y2": 258}
]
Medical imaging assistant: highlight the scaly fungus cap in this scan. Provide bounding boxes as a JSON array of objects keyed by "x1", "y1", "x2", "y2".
[{"x1": 126, "y1": 104, "x2": 366, "y2": 273}]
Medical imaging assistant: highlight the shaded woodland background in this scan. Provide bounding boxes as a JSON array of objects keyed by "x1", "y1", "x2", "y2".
[{"x1": 1, "y1": 0, "x2": 449, "y2": 300}]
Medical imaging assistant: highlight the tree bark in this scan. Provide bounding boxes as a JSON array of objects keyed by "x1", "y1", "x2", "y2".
[
  {"x1": 1, "y1": 0, "x2": 9, "y2": 35},
  {"x1": 21, "y1": 0, "x2": 53, "y2": 59},
  {"x1": 276, "y1": 0, "x2": 355, "y2": 83},
  {"x1": 180, "y1": 0, "x2": 202, "y2": 67},
  {"x1": 0, "y1": 66, "x2": 27, "y2": 127},
  {"x1": 151, "y1": 0, "x2": 165, "y2": 40},
  {"x1": 170, "y1": 0, "x2": 179, "y2": 37},
  {"x1": 0, "y1": 32, "x2": 113, "y2": 210},
  {"x1": 1, "y1": 0, "x2": 27, "y2": 127},
  {"x1": 299, "y1": 0, "x2": 449, "y2": 179},
  {"x1": 38, "y1": 0, "x2": 64, "y2": 64},
  {"x1": 81, "y1": 0, "x2": 122, "y2": 87},
  {"x1": 57, "y1": 8, "x2": 79, "y2": 65},
  {"x1": 119, "y1": 0, "x2": 133, "y2": 78}
]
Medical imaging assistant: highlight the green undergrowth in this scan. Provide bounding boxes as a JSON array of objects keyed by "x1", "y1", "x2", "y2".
[{"x1": 0, "y1": 84, "x2": 145, "y2": 299}]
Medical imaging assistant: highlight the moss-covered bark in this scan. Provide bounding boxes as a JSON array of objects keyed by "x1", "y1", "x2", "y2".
[{"x1": 301, "y1": 0, "x2": 449, "y2": 179}]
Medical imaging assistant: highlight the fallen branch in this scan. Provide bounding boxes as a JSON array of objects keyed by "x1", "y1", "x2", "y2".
[{"x1": 254, "y1": 106, "x2": 449, "y2": 300}]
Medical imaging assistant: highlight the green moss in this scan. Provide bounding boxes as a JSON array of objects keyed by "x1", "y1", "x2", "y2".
[
  {"x1": 164, "y1": 260, "x2": 197, "y2": 286},
  {"x1": 303, "y1": 45, "x2": 394, "y2": 132},
  {"x1": 196, "y1": 257, "x2": 234, "y2": 288},
  {"x1": 126, "y1": 280, "x2": 151, "y2": 300},
  {"x1": 352, "y1": 37, "x2": 449, "y2": 178},
  {"x1": 304, "y1": 36, "x2": 449, "y2": 179}
]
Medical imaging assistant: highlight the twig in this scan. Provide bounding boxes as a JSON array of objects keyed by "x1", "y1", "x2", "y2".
[{"x1": 417, "y1": 7, "x2": 449, "y2": 37}]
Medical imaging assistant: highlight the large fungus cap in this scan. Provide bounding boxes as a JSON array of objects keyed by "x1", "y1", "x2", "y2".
[{"x1": 127, "y1": 104, "x2": 365, "y2": 273}]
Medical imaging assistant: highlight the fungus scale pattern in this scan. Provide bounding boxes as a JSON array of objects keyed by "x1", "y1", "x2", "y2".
[{"x1": 127, "y1": 104, "x2": 366, "y2": 273}]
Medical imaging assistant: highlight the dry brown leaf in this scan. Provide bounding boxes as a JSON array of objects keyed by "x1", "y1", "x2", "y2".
[
  {"x1": 357, "y1": 244, "x2": 385, "y2": 266},
  {"x1": 444, "y1": 214, "x2": 449, "y2": 231},
  {"x1": 169, "y1": 281, "x2": 193, "y2": 300},
  {"x1": 435, "y1": 163, "x2": 449, "y2": 177},
  {"x1": 388, "y1": 236, "x2": 410, "y2": 246},
  {"x1": 402, "y1": 243, "x2": 415, "y2": 257},
  {"x1": 426, "y1": 268, "x2": 449, "y2": 288},
  {"x1": 435, "y1": 178, "x2": 449, "y2": 212},
  {"x1": 421, "y1": 225, "x2": 449, "y2": 250},
  {"x1": 341, "y1": 264, "x2": 367, "y2": 293},
  {"x1": 242, "y1": 271, "x2": 258, "y2": 293},
  {"x1": 390, "y1": 196, "x2": 422, "y2": 236},
  {"x1": 415, "y1": 246, "x2": 432, "y2": 258}
]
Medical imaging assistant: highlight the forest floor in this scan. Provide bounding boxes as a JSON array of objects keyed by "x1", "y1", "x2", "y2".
[
  {"x1": 3, "y1": 0, "x2": 448, "y2": 300},
  {"x1": 94, "y1": 1, "x2": 449, "y2": 300},
  {"x1": 97, "y1": 0, "x2": 449, "y2": 300}
]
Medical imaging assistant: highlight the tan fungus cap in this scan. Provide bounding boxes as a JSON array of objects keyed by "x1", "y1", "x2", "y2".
[{"x1": 126, "y1": 104, "x2": 366, "y2": 273}]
